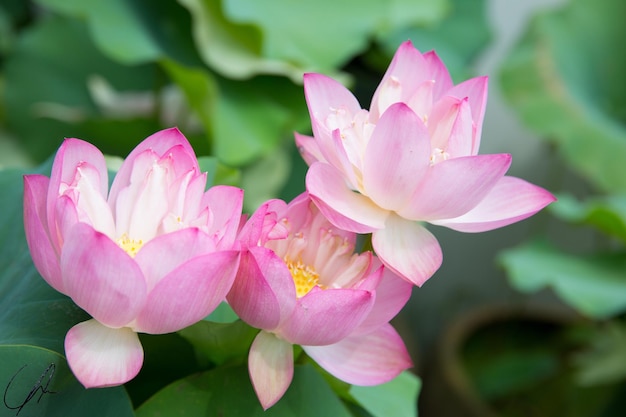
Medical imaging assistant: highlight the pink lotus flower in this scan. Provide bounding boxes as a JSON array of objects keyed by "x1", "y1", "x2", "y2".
[
  {"x1": 23, "y1": 128, "x2": 242, "y2": 388},
  {"x1": 296, "y1": 40, "x2": 556, "y2": 286},
  {"x1": 228, "y1": 193, "x2": 413, "y2": 409}
]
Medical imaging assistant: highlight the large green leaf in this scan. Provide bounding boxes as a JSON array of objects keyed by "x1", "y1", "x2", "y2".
[
  {"x1": 179, "y1": 319, "x2": 258, "y2": 366},
  {"x1": 0, "y1": 165, "x2": 135, "y2": 416},
  {"x1": 349, "y1": 371, "x2": 421, "y2": 417},
  {"x1": 499, "y1": 241, "x2": 626, "y2": 319},
  {"x1": 136, "y1": 363, "x2": 352, "y2": 417},
  {"x1": 500, "y1": 0, "x2": 626, "y2": 192}
]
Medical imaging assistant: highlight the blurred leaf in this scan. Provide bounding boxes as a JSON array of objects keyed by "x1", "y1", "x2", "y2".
[
  {"x1": 241, "y1": 145, "x2": 291, "y2": 211},
  {"x1": 499, "y1": 241, "x2": 626, "y2": 319},
  {"x1": 204, "y1": 301, "x2": 239, "y2": 324},
  {"x1": 35, "y1": 0, "x2": 199, "y2": 65},
  {"x1": 0, "y1": 163, "x2": 134, "y2": 416},
  {"x1": 500, "y1": 0, "x2": 626, "y2": 192},
  {"x1": 349, "y1": 371, "x2": 421, "y2": 417},
  {"x1": 178, "y1": 0, "x2": 303, "y2": 81},
  {"x1": 197, "y1": 156, "x2": 242, "y2": 188},
  {"x1": 377, "y1": 0, "x2": 490, "y2": 81},
  {"x1": 163, "y1": 59, "x2": 308, "y2": 167},
  {"x1": 550, "y1": 193, "x2": 626, "y2": 243},
  {"x1": 178, "y1": 319, "x2": 258, "y2": 365},
  {"x1": 2, "y1": 16, "x2": 158, "y2": 162},
  {"x1": 136, "y1": 363, "x2": 353, "y2": 416},
  {"x1": 574, "y1": 322, "x2": 626, "y2": 386},
  {"x1": 181, "y1": 0, "x2": 447, "y2": 81}
]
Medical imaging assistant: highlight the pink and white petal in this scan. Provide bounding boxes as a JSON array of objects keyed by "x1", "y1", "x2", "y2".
[
  {"x1": 248, "y1": 331, "x2": 294, "y2": 410},
  {"x1": 65, "y1": 319, "x2": 143, "y2": 388},
  {"x1": 431, "y1": 176, "x2": 556, "y2": 232},
  {"x1": 125, "y1": 158, "x2": 171, "y2": 241},
  {"x1": 23, "y1": 175, "x2": 63, "y2": 293},
  {"x1": 134, "y1": 250, "x2": 239, "y2": 334},
  {"x1": 70, "y1": 163, "x2": 116, "y2": 237},
  {"x1": 134, "y1": 228, "x2": 217, "y2": 291},
  {"x1": 108, "y1": 127, "x2": 195, "y2": 207},
  {"x1": 446, "y1": 76, "x2": 488, "y2": 153},
  {"x1": 237, "y1": 199, "x2": 288, "y2": 247},
  {"x1": 295, "y1": 132, "x2": 326, "y2": 166},
  {"x1": 61, "y1": 223, "x2": 147, "y2": 328},
  {"x1": 307, "y1": 162, "x2": 389, "y2": 233},
  {"x1": 398, "y1": 154, "x2": 512, "y2": 221},
  {"x1": 352, "y1": 262, "x2": 413, "y2": 336},
  {"x1": 227, "y1": 247, "x2": 296, "y2": 330},
  {"x1": 203, "y1": 185, "x2": 244, "y2": 248},
  {"x1": 422, "y1": 50, "x2": 454, "y2": 100},
  {"x1": 303, "y1": 73, "x2": 362, "y2": 127},
  {"x1": 47, "y1": 139, "x2": 107, "y2": 241},
  {"x1": 278, "y1": 287, "x2": 374, "y2": 346},
  {"x1": 372, "y1": 215, "x2": 442, "y2": 287},
  {"x1": 370, "y1": 40, "x2": 429, "y2": 120},
  {"x1": 362, "y1": 103, "x2": 431, "y2": 211},
  {"x1": 444, "y1": 98, "x2": 474, "y2": 159},
  {"x1": 428, "y1": 95, "x2": 463, "y2": 151},
  {"x1": 303, "y1": 323, "x2": 412, "y2": 386}
]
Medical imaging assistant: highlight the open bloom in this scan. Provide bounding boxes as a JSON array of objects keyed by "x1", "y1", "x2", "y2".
[
  {"x1": 228, "y1": 193, "x2": 413, "y2": 409},
  {"x1": 23, "y1": 128, "x2": 242, "y2": 388},
  {"x1": 296, "y1": 40, "x2": 556, "y2": 286}
]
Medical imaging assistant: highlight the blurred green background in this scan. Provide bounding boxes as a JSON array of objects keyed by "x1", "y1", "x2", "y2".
[{"x1": 1, "y1": 0, "x2": 626, "y2": 416}]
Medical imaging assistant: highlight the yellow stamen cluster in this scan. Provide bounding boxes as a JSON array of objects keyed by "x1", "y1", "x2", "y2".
[
  {"x1": 117, "y1": 234, "x2": 144, "y2": 258},
  {"x1": 285, "y1": 258, "x2": 320, "y2": 298}
]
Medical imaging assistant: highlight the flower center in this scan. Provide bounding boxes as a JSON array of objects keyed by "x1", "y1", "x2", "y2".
[
  {"x1": 285, "y1": 258, "x2": 320, "y2": 298},
  {"x1": 117, "y1": 234, "x2": 144, "y2": 258}
]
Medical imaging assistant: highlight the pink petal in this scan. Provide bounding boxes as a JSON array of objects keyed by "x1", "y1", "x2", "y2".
[
  {"x1": 248, "y1": 331, "x2": 294, "y2": 410},
  {"x1": 278, "y1": 287, "x2": 374, "y2": 346},
  {"x1": 303, "y1": 73, "x2": 361, "y2": 130},
  {"x1": 65, "y1": 319, "x2": 143, "y2": 388},
  {"x1": 423, "y1": 50, "x2": 454, "y2": 100},
  {"x1": 134, "y1": 250, "x2": 239, "y2": 334},
  {"x1": 303, "y1": 323, "x2": 412, "y2": 385},
  {"x1": 446, "y1": 76, "x2": 488, "y2": 154},
  {"x1": 397, "y1": 154, "x2": 512, "y2": 221},
  {"x1": 203, "y1": 185, "x2": 244, "y2": 249},
  {"x1": 227, "y1": 247, "x2": 296, "y2": 330},
  {"x1": 370, "y1": 40, "x2": 429, "y2": 120},
  {"x1": 23, "y1": 175, "x2": 64, "y2": 293},
  {"x1": 352, "y1": 261, "x2": 413, "y2": 336},
  {"x1": 428, "y1": 95, "x2": 464, "y2": 152},
  {"x1": 431, "y1": 176, "x2": 556, "y2": 232},
  {"x1": 303, "y1": 74, "x2": 363, "y2": 172},
  {"x1": 306, "y1": 162, "x2": 389, "y2": 233},
  {"x1": 237, "y1": 199, "x2": 288, "y2": 247},
  {"x1": 372, "y1": 215, "x2": 442, "y2": 287},
  {"x1": 362, "y1": 103, "x2": 431, "y2": 211},
  {"x1": 295, "y1": 132, "x2": 326, "y2": 166},
  {"x1": 60, "y1": 223, "x2": 147, "y2": 328},
  {"x1": 134, "y1": 228, "x2": 217, "y2": 291},
  {"x1": 442, "y1": 98, "x2": 474, "y2": 159},
  {"x1": 108, "y1": 127, "x2": 196, "y2": 208},
  {"x1": 47, "y1": 139, "x2": 108, "y2": 251}
]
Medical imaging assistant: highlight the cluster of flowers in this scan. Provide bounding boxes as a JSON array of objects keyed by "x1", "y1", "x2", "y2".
[{"x1": 23, "y1": 41, "x2": 554, "y2": 409}]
